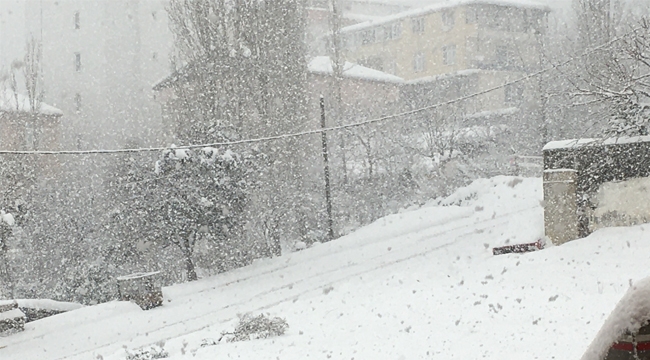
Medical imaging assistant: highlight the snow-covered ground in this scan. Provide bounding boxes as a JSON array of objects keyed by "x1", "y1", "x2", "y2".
[{"x1": 1, "y1": 176, "x2": 648, "y2": 360}]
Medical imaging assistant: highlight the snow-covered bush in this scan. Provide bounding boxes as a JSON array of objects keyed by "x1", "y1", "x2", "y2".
[
  {"x1": 607, "y1": 97, "x2": 650, "y2": 136},
  {"x1": 125, "y1": 344, "x2": 168, "y2": 360},
  {"x1": 221, "y1": 313, "x2": 289, "y2": 343}
]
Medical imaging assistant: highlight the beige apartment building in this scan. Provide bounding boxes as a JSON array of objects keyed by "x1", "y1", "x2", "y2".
[{"x1": 338, "y1": 0, "x2": 550, "y2": 122}]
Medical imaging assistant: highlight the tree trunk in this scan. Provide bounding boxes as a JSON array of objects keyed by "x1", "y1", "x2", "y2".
[
  {"x1": 182, "y1": 236, "x2": 197, "y2": 281},
  {"x1": 0, "y1": 227, "x2": 14, "y2": 298},
  {"x1": 269, "y1": 234, "x2": 282, "y2": 257}
]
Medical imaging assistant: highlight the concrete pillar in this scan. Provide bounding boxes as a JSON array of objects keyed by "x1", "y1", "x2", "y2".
[{"x1": 543, "y1": 169, "x2": 578, "y2": 245}]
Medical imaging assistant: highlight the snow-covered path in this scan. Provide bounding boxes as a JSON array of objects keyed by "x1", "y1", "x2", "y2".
[{"x1": 1, "y1": 176, "x2": 648, "y2": 360}]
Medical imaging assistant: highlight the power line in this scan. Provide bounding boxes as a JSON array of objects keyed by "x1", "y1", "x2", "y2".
[{"x1": 0, "y1": 26, "x2": 639, "y2": 156}]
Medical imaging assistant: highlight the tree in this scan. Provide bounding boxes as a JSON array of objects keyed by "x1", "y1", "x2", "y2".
[
  {"x1": 575, "y1": 0, "x2": 617, "y2": 48},
  {"x1": 569, "y1": 17, "x2": 650, "y2": 137},
  {"x1": 166, "y1": 0, "x2": 311, "y2": 255},
  {"x1": 110, "y1": 147, "x2": 254, "y2": 282},
  {"x1": 0, "y1": 211, "x2": 15, "y2": 298},
  {"x1": 167, "y1": 0, "x2": 307, "y2": 142},
  {"x1": 23, "y1": 35, "x2": 43, "y2": 114}
]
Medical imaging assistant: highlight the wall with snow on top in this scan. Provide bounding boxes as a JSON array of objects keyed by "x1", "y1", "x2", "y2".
[{"x1": 590, "y1": 177, "x2": 650, "y2": 232}]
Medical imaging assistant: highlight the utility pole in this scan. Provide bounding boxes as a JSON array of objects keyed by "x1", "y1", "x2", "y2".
[
  {"x1": 320, "y1": 96, "x2": 335, "y2": 241},
  {"x1": 329, "y1": 0, "x2": 348, "y2": 185}
]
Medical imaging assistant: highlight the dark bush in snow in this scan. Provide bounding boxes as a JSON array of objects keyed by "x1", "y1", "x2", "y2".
[
  {"x1": 221, "y1": 313, "x2": 289, "y2": 343},
  {"x1": 125, "y1": 344, "x2": 168, "y2": 360}
]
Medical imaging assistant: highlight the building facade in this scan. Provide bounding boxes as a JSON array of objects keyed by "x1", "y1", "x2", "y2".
[
  {"x1": 339, "y1": 0, "x2": 548, "y2": 112},
  {"x1": 2, "y1": 0, "x2": 173, "y2": 150},
  {"x1": 337, "y1": 0, "x2": 550, "y2": 152},
  {"x1": 339, "y1": 0, "x2": 548, "y2": 80}
]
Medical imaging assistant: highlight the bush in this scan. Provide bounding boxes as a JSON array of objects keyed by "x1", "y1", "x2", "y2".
[
  {"x1": 125, "y1": 344, "x2": 168, "y2": 360},
  {"x1": 221, "y1": 313, "x2": 289, "y2": 342}
]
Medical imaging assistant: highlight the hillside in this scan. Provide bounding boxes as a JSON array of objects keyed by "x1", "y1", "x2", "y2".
[{"x1": 0, "y1": 176, "x2": 648, "y2": 360}]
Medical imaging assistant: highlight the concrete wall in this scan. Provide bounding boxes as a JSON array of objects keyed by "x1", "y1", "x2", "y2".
[
  {"x1": 544, "y1": 138, "x2": 650, "y2": 238},
  {"x1": 590, "y1": 176, "x2": 650, "y2": 233},
  {"x1": 543, "y1": 169, "x2": 578, "y2": 245}
]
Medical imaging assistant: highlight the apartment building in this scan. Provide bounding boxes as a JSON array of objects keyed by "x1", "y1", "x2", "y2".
[
  {"x1": 2, "y1": 0, "x2": 173, "y2": 150},
  {"x1": 338, "y1": 0, "x2": 550, "y2": 120}
]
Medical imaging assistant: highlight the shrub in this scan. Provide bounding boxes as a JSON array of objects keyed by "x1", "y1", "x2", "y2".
[
  {"x1": 221, "y1": 313, "x2": 289, "y2": 342},
  {"x1": 125, "y1": 344, "x2": 168, "y2": 360}
]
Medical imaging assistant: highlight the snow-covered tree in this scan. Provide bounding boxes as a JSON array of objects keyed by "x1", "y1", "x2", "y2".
[
  {"x1": 165, "y1": 0, "x2": 312, "y2": 254},
  {"x1": 0, "y1": 211, "x2": 15, "y2": 298},
  {"x1": 22, "y1": 35, "x2": 43, "y2": 114},
  {"x1": 570, "y1": 18, "x2": 650, "y2": 137},
  {"x1": 110, "y1": 147, "x2": 256, "y2": 282}
]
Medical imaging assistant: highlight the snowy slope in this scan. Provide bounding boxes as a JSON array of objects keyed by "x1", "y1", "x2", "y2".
[{"x1": 0, "y1": 176, "x2": 648, "y2": 360}]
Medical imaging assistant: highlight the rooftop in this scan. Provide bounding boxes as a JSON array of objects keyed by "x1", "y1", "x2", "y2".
[
  {"x1": 543, "y1": 136, "x2": 650, "y2": 151},
  {"x1": 0, "y1": 89, "x2": 63, "y2": 116},
  {"x1": 341, "y1": 0, "x2": 551, "y2": 33},
  {"x1": 308, "y1": 56, "x2": 405, "y2": 84}
]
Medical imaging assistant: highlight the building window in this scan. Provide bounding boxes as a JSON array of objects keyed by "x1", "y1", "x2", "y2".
[
  {"x1": 466, "y1": 7, "x2": 477, "y2": 24},
  {"x1": 361, "y1": 29, "x2": 376, "y2": 45},
  {"x1": 412, "y1": 17, "x2": 425, "y2": 34},
  {"x1": 413, "y1": 52, "x2": 425, "y2": 72},
  {"x1": 496, "y1": 45, "x2": 519, "y2": 69},
  {"x1": 74, "y1": 11, "x2": 80, "y2": 29},
  {"x1": 442, "y1": 10, "x2": 455, "y2": 30},
  {"x1": 505, "y1": 83, "x2": 524, "y2": 106},
  {"x1": 524, "y1": 11, "x2": 544, "y2": 34},
  {"x1": 384, "y1": 22, "x2": 402, "y2": 41},
  {"x1": 74, "y1": 93, "x2": 82, "y2": 112},
  {"x1": 74, "y1": 52, "x2": 81, "y2": 71},
  {"x1": 443, "y1": 44, "x2": 456, "y2": 65}
]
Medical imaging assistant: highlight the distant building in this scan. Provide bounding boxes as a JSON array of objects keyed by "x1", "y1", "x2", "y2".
[
  {"x1": 0, "y1": 89, "x2": 63, "y2": 203},
  {"x1": 2, "y1": 0, "x2": 173, "y2": 150},
  {"x1": 337, "y1": 0, "x2": 550, "y2": 150},
  {"x1": 307, "y1": 55, "x2": 403, "y2": 126},
  {"x1": 0, "y1": 89, "x2": 63, "y2": 152},
  {"x1": 339, "y1": 0, "x2": 548, "y2": 77}
]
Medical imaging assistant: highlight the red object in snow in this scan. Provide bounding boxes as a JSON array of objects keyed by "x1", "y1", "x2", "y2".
[{"x1": 492, "y1": 239, "x2": 544, "y2": 255}]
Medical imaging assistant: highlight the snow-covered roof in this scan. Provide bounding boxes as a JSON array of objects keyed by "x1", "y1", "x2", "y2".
[
  {"x1": 0, "y1": 308, "x2": 25, "y2": 321},
  {"x1": 308, "y1": 56, "x2": 404, "y2": 84},
  {"x1": 344, "y1": 12, "x2": 384, "y2": 22},
  {"x1": 341, "y1": 0, "x2": 551, "y2": 34},
  {"x1": 406, "y1": 69, "x2": 482, "y2": 84},
  {"x1": 543, "y1": 136, "x2": 650, "y2": 151},
  {"x1": 465, "y1": 106, "x2": 518, "y2": 119},
  {"x1": 0, "y1": 299, "x2": 84, "y2": 312},
  {"x1": 349, "y1": 0, "x2": 441, "y2": 6},
  {"x1": 116, "y1": 271, "x2": 161, "y2": 281},
  {"x1": 0, "y1": 89, "x2": 63, "y2": 116}
]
